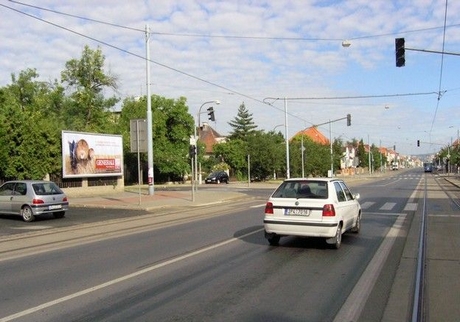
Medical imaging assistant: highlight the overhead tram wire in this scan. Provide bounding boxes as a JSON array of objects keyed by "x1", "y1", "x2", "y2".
[
  {"x1": 9, "y1": 0, "x2": 460, "y2": 42},
  {"x1": 430, "y1": 0, "x2": 449, "y2": 134},
  {"x1": 3, "y1": 1, "x2": 450, "y2": 129},
  {"x1": 2, "y1": 2, "x2": 313, "y2": 124},
  {"x1": 1, "y1": 4, "x2": 269, "y2": 107}
]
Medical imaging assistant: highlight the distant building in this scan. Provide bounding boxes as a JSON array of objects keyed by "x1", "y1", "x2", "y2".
[
  {"x1": 197, "y1": 122, "x2": 226, "y2": 155},
  {"x1": 291, "y1": 126, "x2": 329, "y2": 145}
]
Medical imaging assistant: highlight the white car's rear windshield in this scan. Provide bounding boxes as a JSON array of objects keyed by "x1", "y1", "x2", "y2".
[{"x1": 272, "y1": 181, "x2": 328, "y2": 199}]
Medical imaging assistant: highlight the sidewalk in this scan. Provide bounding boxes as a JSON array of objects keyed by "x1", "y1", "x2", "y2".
[{"x1": 66, "y1": 184, "x2": 262, "y2": 211}]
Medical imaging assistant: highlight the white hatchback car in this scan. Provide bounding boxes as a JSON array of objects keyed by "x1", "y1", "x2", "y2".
[{"x1": 264, "y1": 178, "x2": 361, "y2": 249}]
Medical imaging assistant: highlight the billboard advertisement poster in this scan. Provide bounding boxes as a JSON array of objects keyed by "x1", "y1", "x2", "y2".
[{"x1": 62, "y1": 131, "x2": 123, "y2": 178}]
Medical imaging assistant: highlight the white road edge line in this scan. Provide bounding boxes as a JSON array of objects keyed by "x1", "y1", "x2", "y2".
[
  {"x1": 333, "y1": 213, "x2": 407, "y2": 322},
  {"x1": 0, "y1": 228, "x2": 264, "y2": 322}
]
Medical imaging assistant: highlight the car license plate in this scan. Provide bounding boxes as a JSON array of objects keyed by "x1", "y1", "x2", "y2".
[
  {"x1": 285, "y1": 208, "x2": 310, "y2": 216},
  {"x1": 49, "y1": 205, "x2": 62, "y2": 210}
]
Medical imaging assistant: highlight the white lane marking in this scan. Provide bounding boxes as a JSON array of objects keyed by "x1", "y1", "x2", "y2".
[
  {"x1": 428, "y1": 214, "x2": 460, "y2": 218},
  {"x1": 404, "y1": 203, "x2": 417, "y2": 211},
  {"x1": 333, "y1": 214, "x2": 407, "y2": 322},
  {"x1": 360, "y1": 202, "x2": 375, "y2": 209},
  {"x1": 13, "y1": 226, "x2": 52, "y2": 230},
  {"x1": 250, "y1": 204, "x2": 266, "y2": 208},
  {"x1": 365, "y1": 212, "x2": 403, "y2": 217},
  {"x1": 0, "y1": 228, "x2": 264, "y2": 322},
  {"x1": 380, "y1": 202, "x2": 396, "y2": 211}
]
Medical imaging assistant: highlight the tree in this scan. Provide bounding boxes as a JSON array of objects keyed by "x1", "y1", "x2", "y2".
[
  {"x1": 227, "y1": 102, "x2": 258, "y2": 140},
  {"x1": 247, "y1": 131, "x2": 285, "y2": 180},
  {"x1": 118, "y1": 95, "x2": 194, "y2": 183},
  {"x1": 61, "y1": 45, "x2": 119, "y2": 132},
  {"x1": 0, "y1": 69, "x2": 63, "y2": 179},
  {"x1": 290, "y1": 135, "x2": 330, "y2": 177}
]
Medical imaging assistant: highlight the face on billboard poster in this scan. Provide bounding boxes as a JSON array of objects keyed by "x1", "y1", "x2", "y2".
[{"x1": 62, "y1": 131, "x2": 123, "y2": 178}]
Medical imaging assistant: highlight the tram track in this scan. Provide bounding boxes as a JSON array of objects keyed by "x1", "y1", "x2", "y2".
[{"x1": 412, "y1": 174, "x2": 460, "y2": 321}]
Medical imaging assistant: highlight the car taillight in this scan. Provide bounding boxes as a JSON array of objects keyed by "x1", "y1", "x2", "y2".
[
  {"x1": 63, "y1": 197, "x2": 68, "y2": 202},
  {"x1": 265, "y1": 202, "x2": 274, "y2": 214},
  {"x1": 322, "y1": 204, "x2": 336, "y2": 216},
  {"x1": 32, "y1": 199, "x2": 44, "y2": 205}
]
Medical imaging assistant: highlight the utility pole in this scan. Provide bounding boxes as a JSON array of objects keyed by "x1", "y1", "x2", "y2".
[{"x1": 146, "y1": 25, "x2": 154, "y2": 195}]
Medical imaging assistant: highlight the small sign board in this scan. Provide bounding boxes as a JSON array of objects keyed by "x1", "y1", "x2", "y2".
[{"x1": 130, "y1": 119, "x2": 148, "y2": 153}]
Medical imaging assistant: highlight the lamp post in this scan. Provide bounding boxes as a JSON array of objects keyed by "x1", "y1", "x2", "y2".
[
  {"x1": 194, "y1": 100, "x2": 220, "y2": 190},
  {"x1": 263, "y1": 97, "x2": 290, "y2": 179},
  {"x1": 145, "y1": 25, "x2": 154, "y2": 195}
]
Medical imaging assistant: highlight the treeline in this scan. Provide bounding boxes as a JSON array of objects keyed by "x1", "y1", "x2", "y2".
[{"x1": 0, "y1": 45, "x2": 382, "y2": 184}]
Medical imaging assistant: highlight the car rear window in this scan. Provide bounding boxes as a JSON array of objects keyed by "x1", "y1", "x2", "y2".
[
  {"x1": 32, "y1": 182, "x2": 64, "y2": 195},
  {"x1": 272, "y1": 181, "x2": 328, "y2": 199}
]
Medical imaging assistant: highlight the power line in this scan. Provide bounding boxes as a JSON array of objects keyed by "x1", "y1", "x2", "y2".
[{"x1": 9, "y1": 0, "x2": 460, "y2": 42}]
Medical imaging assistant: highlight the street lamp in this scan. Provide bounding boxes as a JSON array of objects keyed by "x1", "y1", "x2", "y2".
[
  {"x1": 194, "y1": 100, "x2": 220, "y2": 189},
  {"x1": 263, "y1": 97, "x2": 290, "y2": 179}
]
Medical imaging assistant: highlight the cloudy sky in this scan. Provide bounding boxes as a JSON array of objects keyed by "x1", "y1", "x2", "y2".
[{"x1": 2, "y1": 0, "x2": 460, "y2": 156}]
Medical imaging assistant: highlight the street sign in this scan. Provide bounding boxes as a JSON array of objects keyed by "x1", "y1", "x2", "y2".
[{"x1": 130, "y1": 119, "x2": 148, "y2": 153}]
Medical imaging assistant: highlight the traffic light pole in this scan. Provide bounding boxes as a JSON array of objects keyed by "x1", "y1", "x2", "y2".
[{"x1": 313, "y1": 114, "x2": 352, "y2": 177}]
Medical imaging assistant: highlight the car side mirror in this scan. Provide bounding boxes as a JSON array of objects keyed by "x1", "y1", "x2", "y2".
[{"x1": 353, "y1": 193, "x2": 360, "y2": 200}]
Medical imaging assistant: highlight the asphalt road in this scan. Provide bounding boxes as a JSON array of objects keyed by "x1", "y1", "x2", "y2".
[{"x1": 0, "y1": 169, "x2": 457, "y2": 321}]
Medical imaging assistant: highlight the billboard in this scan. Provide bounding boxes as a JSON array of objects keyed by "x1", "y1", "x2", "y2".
[{"x1": 62, "y1": 131, "x2": 123, "y2": 178}]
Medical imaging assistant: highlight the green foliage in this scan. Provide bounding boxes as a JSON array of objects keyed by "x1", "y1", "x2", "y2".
[
  {"x1": 289, "y1": 135, "x2": 331, "y2": 177},
  {"x1": 60, "y1": 45, "x2": 119, "y2": 132},
  {"x1": 227, "y1": 102, "x2": 258, "y2": 140},
  {"x1": 117, "y1": 95, "x2": 194, "y2": 182},
  {"x1": 0, "y1": 69, "x2": 63, "y2": 179}
]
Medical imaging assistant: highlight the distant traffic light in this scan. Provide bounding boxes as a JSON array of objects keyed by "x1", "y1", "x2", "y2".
[
  {"x1": 207, "y1": 107, "x2": 215, "y2": 121},
  {"x1": 346, "y1": 114, "x2": 351, "y2": 126},
  {"x1": 417, "y1": 140, "x2": 420, "y2": 147},
  {"x1": 189, "y1": 145, "x2": 196, "y2": 158},
  {"x1": 395, "y1": 38, "x2": 405, "y2": 67}
]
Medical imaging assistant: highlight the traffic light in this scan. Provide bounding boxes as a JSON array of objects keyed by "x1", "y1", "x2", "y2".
[
  {"x1": 207, "y1": 107, "x2": 215, "y2": 121},
  {"x1": 189, "y1": 145, "x2": 196, "y2": 158},
  {"x1": 395, "y1": 38, "x2": 405, "y2": 67},
  {"x1": 346, "y1": 114, "x2": 351, "y2": 126},
  {"x1": 417, "y1": 140, "x2": 420, "y2": 147}
]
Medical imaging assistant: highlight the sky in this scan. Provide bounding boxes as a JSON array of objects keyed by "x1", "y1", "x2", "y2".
[{"x1": 1, "y1": 0, "x2": 460, "y2": 157}]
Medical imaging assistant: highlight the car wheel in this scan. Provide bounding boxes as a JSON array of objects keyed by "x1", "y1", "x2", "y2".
[
  {"x1": 21, "y1": 206, "x2": 35, "y2": 222},
  {"x1": 225, "y1": 179, "x2": 229, "y2": 184},
  {"x1": 327, "y1": 223, "x2": 342, "y2": 249},
  {"x1": 53, "y1": 211, "x2": 65, "y2": 219},
  {"x1": 267, "y1": 234, "x2": 280, "y2": 246},
  {"x1": 351, "y1": 214, "x2": 361, "y2": 233}
]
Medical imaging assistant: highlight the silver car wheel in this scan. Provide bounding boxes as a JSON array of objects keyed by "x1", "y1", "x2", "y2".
[{"x1": 21, "y1": 206, "x2": 35, "y2": 222}]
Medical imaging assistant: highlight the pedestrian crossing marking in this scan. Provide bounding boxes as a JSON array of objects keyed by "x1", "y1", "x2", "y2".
[
  {"x1": 360, "y1": 202, "x2": 375, "y2": 209},
  {"x1": 381, "y1": 202, "x2": 397, "y2": 210},
  {"x1": 404, "y1": 203, "x2": 417, "y2": 211},
  {"x1": 360, "y1": 201, "x2": 418, "y2": 213}
]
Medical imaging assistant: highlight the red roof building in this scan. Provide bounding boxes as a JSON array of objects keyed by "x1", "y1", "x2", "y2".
[{"x1": 292, "y1": 126, "x2": 329, "y2": 145}]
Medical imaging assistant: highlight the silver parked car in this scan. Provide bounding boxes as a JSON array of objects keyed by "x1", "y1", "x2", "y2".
[
  {"x1": 264, "y1": 178, "x2": 361, "y2": 249},
  {"x1": 0, "y1": 180, "x2": 69, "y2": 222}
]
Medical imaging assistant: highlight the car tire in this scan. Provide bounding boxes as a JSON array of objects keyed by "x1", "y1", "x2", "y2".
[
  {"x1": 21, "y1": 206, "x2": 35, "y2": 222},
  {"x1": 327, "y1": 223, "x2": 342, "y2": 249},
  {"x1": 267, "y1": 234, "x2": 280, "y2": 246},
  {"x1": 53, "y1": 211, "x2": 65, "y2": 219},
  {"x1": 351, "y1": 214, "x2": 361, "y2": 233}
]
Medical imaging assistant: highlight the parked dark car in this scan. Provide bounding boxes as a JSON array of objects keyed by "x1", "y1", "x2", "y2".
[
  {"x1": 204, "y1": 171, "x2": 229, "y2": 184},
  {"x1": 0, "y1": 180, "x2": 69, "y2": 222}
]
